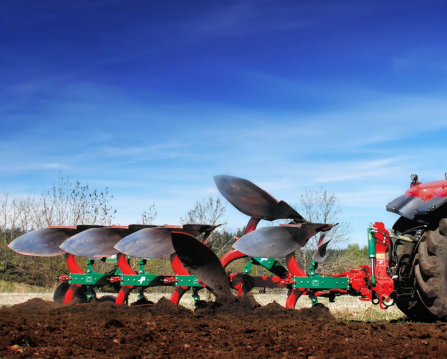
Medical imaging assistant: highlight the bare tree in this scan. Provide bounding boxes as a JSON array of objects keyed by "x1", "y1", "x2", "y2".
[
  {"x1": 0, "y1": 193, "x2": 22, "y2": 273},
  {"x1": 180, "y1": 196, "x2": 228, "y2": 250},
  {"x1": 294, "y1": 187, "x2": 351, "y2": 273},
  {"x1": 0, "y1": 174, "x2": 116, "y2": 235},
  {"x1": 181, "y1": 196, "x2": 227, "y2": 226},
  {"x1": 37, "y1": 174, "x2": 116, "y2": 226},
  {"x1": 299, "y1": 187, "x2": 350, "y2": 247},
  {"x1": 139, "y1": 204, "x2": 157, "y2": 225},
  {"x1": 319, "y1": 244, "x2": 369, "y2": 274},
  {"x1": 0, "y1": 174, "x2": 117, "y2": 286}
]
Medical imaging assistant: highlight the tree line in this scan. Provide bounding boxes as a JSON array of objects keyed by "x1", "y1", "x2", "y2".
[{"x1": 0, "y1": 174, "x2": 369, "y2": 288}]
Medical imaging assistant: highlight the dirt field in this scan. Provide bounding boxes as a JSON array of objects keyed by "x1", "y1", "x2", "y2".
[
  {"x1": 1, "y1": 295, "x2": 447, "y2": 359},
  {"x1": 0, "y1": 292, "x2": 403, "y2": 321}
]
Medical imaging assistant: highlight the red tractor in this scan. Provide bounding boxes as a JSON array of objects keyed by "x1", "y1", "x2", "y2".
[{"x1": 387, "y1": 174, "x2": 447, "y2": 321}]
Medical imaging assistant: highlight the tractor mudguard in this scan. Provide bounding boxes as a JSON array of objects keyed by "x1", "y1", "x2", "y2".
[
  {"x1": 413, "y1": 196, "x2": 447, "y2": 216},
  {"x1": 386, "y1": 195, "x2": 425, "y2": 220},
  {"x1": 386, "y1": 178, "x2": 447, "y2": 220}
]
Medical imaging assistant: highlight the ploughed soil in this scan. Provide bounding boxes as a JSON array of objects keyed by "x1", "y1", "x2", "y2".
[{"x1": 1, "y1": 296, "x2": 447, "y2": 358}]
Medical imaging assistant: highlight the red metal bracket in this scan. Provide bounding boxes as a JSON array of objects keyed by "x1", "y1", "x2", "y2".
[
  {"x1": 246, "y1": 217, "x2": 260, "y2": 234},
  {"x1": 280, "y1": 277, "x2": 293, "y2": 285},
  {"x1": 170, "y1": 253, "x2": 190, "y2": 276},
  {"x1": 117, "y1": 253, "x2": 136, "y2": 275},
  {"x1": 285, "y1": 253, "x2": 307, "y2": 277},
  {"x1": 65, "y1": 253, "x2": 84, "y2": 274},
  {"x1": 115, "y1": 253, "x2": 136, "y2": 305},
  {"x1": 371, "y1": 222, "x2": 394, "y2": 301},
  {"x1": 220, "y1": 249, "x2": 247, "y2": 268}
]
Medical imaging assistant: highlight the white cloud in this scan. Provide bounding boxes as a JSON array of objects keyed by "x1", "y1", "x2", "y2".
[
  {"x1": 100, "y1": 146, "x2": 145, "y2": 157},
  {"x1": 337, "y1": 188, "x2": 403, "y2": 208},
  {"x1": 392, "y1": 46, "x2": 447, "y2": 73},
  {"x1": 43, "y1": 163, "x2": 62, "y2": 168},
  {"x1": 312, "y1": 157, "x2": 412, "y2": 183}
]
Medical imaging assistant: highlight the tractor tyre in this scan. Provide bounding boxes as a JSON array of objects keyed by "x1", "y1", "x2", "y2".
[
  {"x1": 394, "y1": 242, "x2": 434, "y2": 321},
  {"x1": 413, "y1": 218, "x2": 447, "y2": 321},
  {"x1": 392, "y1": 217, "x2": 435, "y2": 321}
]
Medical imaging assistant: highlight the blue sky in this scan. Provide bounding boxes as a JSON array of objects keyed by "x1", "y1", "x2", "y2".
[{"x1": 1, "y1": 0, "x2": 447, "y2": 245}]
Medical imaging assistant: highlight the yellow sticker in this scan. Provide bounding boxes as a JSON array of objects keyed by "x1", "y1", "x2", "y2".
[{"x1": 376, "y1": 253, "x2": 386, "y2": 259}]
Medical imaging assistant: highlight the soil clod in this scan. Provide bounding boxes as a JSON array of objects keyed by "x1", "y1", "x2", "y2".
[{"x1": 1, "y1": 297, "x2": 446, "y2": 358}]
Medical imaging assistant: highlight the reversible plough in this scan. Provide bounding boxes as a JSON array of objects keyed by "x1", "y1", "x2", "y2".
[{"x1": 9, "y1": 174, "x2": 447, "y2": 321}]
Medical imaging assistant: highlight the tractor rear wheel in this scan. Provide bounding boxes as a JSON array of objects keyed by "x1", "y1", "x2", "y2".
[
  {"x1": 392, "y1": 217, "x2": 435, "y2": 321},
  {"x1": 394, "y1": 217, "x2": 447, "y2": 321},
  {"x1": 414, "y1": 218, "x2": 447, "y2": 321}
]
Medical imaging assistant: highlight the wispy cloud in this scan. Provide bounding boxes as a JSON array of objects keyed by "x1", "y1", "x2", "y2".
[
  {"x1": 187, "y1": 3, "x2": 308, "y2": 39},
  {"x1": 43, "y1": 163, "x2": 63, "y2": 168},
  {"x1": 392, "y1": 46, "x2": 447, "y2": 73},
  {"x1": 100, "y1": 146, "x2": 145, "y2": 157},
  {"x1": 312, "y1": 157, "x2": 411, "y2": 183},
  {"x1": 182, "y1": 1, "x2": 377, "y2": 42},
  {"x1": 337, "y1": 188, "x2": 405, "y2": 208}
]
